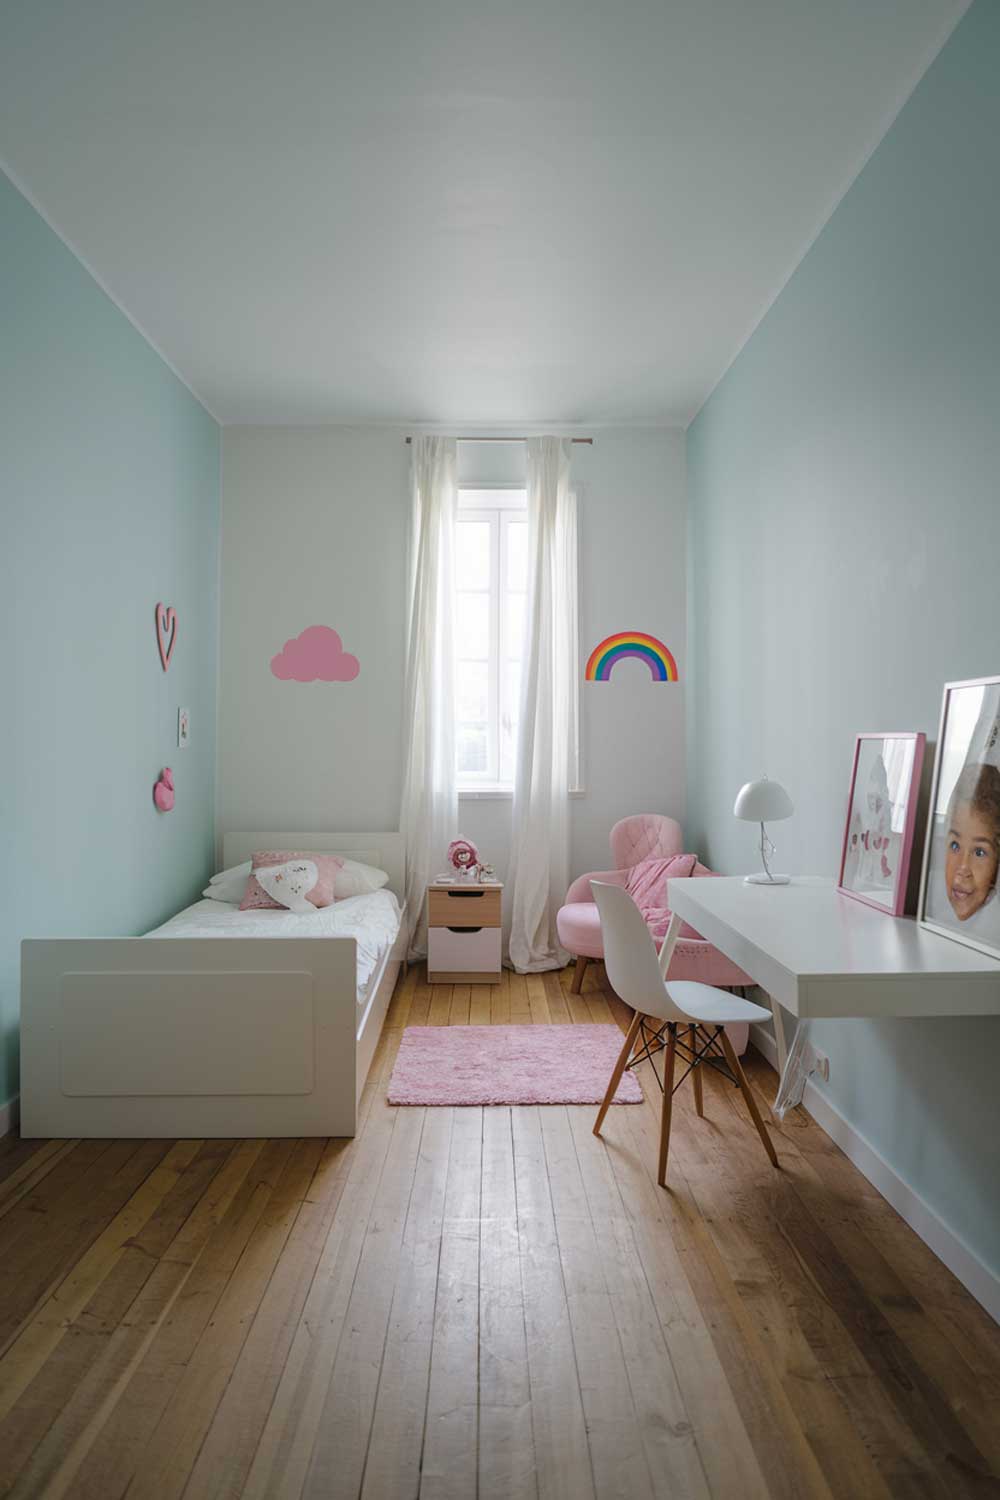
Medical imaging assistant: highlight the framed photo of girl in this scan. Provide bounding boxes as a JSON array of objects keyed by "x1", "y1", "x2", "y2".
[
  {"x1": 918, "y1": 676, "x2": 1000, "y2": 960},
  {"x1": 838, "y1": 732, "x2": 925, "y2": 916}
]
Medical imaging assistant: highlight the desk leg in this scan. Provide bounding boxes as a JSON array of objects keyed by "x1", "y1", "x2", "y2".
[
  {"x1": 768, "y1": 996, "x2": 789, "y2": 1119},
  {"x1": 657, "y1": 910, "x2": 682, "y2": 980}
]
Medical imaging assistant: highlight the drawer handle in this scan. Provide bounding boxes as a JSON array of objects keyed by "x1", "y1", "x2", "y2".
[
  {"x1": 445, "y1": 890, "x2": 485, "y2": 898},
  {"x1": 447, "y1": 926, "x2": 483, "y2": 934}
]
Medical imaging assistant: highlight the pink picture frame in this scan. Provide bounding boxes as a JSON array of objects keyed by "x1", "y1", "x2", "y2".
[{"x1": 838, "y1": 731, "x2": 925, "y2": 917}]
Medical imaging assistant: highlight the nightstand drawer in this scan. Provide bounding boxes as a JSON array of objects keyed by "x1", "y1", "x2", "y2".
[
  {"x1": 428, "y1": 887, "x2": 502, "y2": 928},
  {"x1": 428, "y1": 925, "x2": 502, "y2": 977}
]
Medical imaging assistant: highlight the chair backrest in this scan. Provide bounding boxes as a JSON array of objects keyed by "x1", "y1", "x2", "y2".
[
  {"x1": 610, "y1": 814, "x2": 684, "y2": 871},
  {"x1": 591, "y1": 881, "x2": 687, "y2": 1023}
]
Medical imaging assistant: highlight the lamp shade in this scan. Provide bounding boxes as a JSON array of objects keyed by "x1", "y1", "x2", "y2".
[{"x1": 733, "y1": 777, "x2": 794, "y2": 823}]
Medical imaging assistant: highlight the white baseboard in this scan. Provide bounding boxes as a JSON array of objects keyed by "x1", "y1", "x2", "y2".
[
  {"x1": 752, "y1": 1024, "x2": 1000, "y2": 1326},
  {"x1": 0, "y1": 1093, "x2": 20, "y2": 1138}
]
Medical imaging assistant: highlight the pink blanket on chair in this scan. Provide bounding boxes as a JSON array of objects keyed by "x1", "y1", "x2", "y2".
[{"x1": 625, "y1": 853, "x2": 706, "y2": 941}]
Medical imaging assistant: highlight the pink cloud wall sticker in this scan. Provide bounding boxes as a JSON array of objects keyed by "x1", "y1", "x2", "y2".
[{"x1": 270, "y1": 625, "x2": 360, "y2": 683}]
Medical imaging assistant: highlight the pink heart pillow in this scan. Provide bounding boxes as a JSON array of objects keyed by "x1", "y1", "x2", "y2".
[{"x1": 240, "y1": 850, "x2": 343, "y2": 911}]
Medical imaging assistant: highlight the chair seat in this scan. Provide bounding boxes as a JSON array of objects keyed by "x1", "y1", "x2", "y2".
[
  {"x1": 664, "y1": 980, "x2": 772, "y2": 1027},
  {"x1": 555, "y1": 902, "x2": 607, "y2": 959}
]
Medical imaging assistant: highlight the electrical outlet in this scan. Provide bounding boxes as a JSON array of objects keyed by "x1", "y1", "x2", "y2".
[{"x1": 815, "y1": 1050, "x2": 830, "y2": 1083}]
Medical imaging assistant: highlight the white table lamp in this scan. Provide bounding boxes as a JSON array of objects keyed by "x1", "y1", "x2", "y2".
[{"x1": 734, "y1": 777, "x2": 794, "y2": 885}]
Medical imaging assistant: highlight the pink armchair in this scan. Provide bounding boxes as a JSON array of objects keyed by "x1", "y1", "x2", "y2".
[{"x1": 556, "y1": 813, "x2": 754, "y2": 1052}]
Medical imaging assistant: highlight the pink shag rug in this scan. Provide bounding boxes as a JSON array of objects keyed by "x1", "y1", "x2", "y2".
[{"x1": 386, "y1": 1024, "x2": 644, "y2": 1107}]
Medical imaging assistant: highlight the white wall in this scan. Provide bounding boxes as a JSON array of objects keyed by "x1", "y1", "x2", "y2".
[{"x1": 219, "y1": 427, "x2": 687, "y2": 884}]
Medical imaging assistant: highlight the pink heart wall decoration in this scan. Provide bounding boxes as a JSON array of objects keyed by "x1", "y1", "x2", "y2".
[{"x1": 156, "y1": 603, "x2": 177, "y2": 671}]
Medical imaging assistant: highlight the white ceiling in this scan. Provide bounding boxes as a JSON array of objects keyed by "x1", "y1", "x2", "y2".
[{"x1": 0, "y1": 0, "x2": 969, "y2": 426}]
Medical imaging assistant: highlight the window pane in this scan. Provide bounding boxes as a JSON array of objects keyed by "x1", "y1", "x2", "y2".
[
  {"x1": 499, "y1": 713, "x2": 519, "y2": 787},
  {"x1": 505, "y1": 520, "x2": 528, "y2": 591},
  {"x1": 456, "y1": 659, "x2": 489, "y2": 722},
  {"x1": 457, "y1": 724, "x2": 489, "y2": 776},
  {"x1": 504, "y1": 593, "x2": 525, "y2": 662},
  {"x1": 456, "y1": 591, "x2": 490, "y2": 658},
  {"x1": 456, "y1": 520, "x2": 491, "y2": 591},
  {"x1": 502, "y1": 658, "x2": 522, "y2": 725}
]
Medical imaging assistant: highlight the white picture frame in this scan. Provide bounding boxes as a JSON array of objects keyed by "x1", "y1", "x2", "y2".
[{"x1": 918, "y1": 676, "x2": 1000, "y2": 961}]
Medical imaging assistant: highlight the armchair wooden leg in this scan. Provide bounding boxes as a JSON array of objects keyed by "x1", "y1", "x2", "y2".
[
  {"x1": 719, "y1": 1030, "x2": 779, "y2": 1169},
  {"x1": 657, "y1": 1024, "x2": 678, "y2": 1187},
  {"x1": 593, "y1": 1010, "x2": 642, "y2": 1137},
  {"x1": 570, "y1": 956, "x2": 590, "y2": 994},
  {"x1": 690, "y1": 1024, "x2": 704, "y2": 1117}
]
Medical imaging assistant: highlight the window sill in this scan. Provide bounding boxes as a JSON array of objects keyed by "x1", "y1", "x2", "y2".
[{"x1": 458, "y1": 786, "x2": 586, "y2": 800}]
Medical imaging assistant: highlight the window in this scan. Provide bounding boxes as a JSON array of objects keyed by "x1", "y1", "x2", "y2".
[{"x1": 455, "y1": 489, "x2": 527, "y2": 790}]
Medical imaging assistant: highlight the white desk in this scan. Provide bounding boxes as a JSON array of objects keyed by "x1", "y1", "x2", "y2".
[{"x1": 662, "y1": 876, "x2": 1000, "y2": 1076}]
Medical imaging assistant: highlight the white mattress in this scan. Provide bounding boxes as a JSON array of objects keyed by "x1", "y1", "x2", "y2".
[{"x1": 146, "y1": 889, "x2": 402, "y2": 1002}]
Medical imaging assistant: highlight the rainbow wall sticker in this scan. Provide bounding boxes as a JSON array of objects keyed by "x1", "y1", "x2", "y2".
[{"x1": 585, "y1": 632, "x2": 678, "y2": 682}]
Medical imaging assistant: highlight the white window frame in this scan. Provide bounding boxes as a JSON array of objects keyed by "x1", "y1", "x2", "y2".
[{"x1": 455, "y1": 485, "x2": 582, "y2": 799}]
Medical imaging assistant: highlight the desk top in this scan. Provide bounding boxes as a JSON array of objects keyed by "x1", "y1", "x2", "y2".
[{"x1": 666, "y1": 876, "x2": 1000, "y2": 1018}]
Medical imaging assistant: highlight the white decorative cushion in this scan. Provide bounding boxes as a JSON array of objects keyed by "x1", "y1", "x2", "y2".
[
  {"x1": 335, "y1": 859, "x2": 390, "y2": 898},
  {"x1": 202, "y1": 862, "x2": 252, "y2": 903},
  {"x1": 253, "y1": 859, "x2": 320, "y2": 913}
]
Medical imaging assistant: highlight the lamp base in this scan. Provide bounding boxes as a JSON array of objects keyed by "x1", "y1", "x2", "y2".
[{"x1": 744, "y1": 872, "x2": 790, "y2": 885}]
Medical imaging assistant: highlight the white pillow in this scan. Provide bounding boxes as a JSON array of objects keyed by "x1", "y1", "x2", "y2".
[
  {"x1": 254, "y1": 859, "x2": 319, "y2": 913},
  {"x1": 335, "y1": 858, "x2": 390, "y2": 898},
  {"x1": 202, "y1": 862, "x2": 252, "y2": 903}
]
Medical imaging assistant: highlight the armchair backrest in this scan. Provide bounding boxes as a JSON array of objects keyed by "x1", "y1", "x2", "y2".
[{"x1": 610, "y1": 814, "x2": 684, "y2": 871}]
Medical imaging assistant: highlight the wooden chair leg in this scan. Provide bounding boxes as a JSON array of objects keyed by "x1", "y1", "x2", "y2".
[
  {"x1": 570, "y1": 956, "x2": 589, "y2": 994},
  {"x1": 719, "y1": 1030, "x2": 779, "y2": 1169},
  {"x1": 593, "y1": 1009, "x2": 642, "y2": 1137},
  {"x1": 690, "y1": 1024, "x2": 703, "y2": 1117},
  {"x1": 657, "y1": 1024, "x2": 678, "y2": 1187}
]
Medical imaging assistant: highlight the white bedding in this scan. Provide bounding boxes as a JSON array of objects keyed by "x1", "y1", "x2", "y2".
[{"x1": 146, "y1": 889, "x2": 402, "y2": 1002}]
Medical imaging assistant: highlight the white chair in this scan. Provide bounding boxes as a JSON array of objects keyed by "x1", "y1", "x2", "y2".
[{"x1": 590, "y1": 880, "x2": 779, "y2": 1186}]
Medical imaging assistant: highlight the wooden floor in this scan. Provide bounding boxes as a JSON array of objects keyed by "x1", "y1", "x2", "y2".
[{"x1": 1, "y1": 966, "x2": 999, "y2": 1500}]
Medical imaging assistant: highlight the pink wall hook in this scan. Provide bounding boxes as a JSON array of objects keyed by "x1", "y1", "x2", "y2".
[{"x1": 153, "y1": 767, "x2": 175, "y2": 812}]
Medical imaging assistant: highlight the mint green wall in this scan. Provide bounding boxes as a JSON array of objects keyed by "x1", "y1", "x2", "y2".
[
  {"x1": 687, "y1": 0, "x2": 1000, "y2": 1279},
  {"x1": 0, "y1": 171, "x2": 220, "y2": 1112}
]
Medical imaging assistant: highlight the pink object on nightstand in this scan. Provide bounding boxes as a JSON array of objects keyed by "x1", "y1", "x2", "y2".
[{"x1": 153, "y1": 767, "x2": 175, "y2": 812}]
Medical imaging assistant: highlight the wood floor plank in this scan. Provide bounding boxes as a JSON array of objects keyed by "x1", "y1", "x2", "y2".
[
  {"x1": 428, "y1": 985, "x2": 453, "y2": 1027},
  {"x1": 491, "y1": 976, "x2": 511, "y2": 1025},
  {"x1": 449, "y1": 985, "x2": 471, "y2": 1026},
  {"x1": 526, "y1": 976, "x2": 550, "y2": 1025},
  {"x1": 511, "y1": 1106, "x2": 596, "y2": 1500},
  {"x1": 420, "y1": 1107, "x2": 483, "y2": 1500},
  {"x1": 508, "y1": 972, "x2": 532, "y2": 1025},
  {"x1": 0, "y1": 1140, "x2": 238, "y2": 1497},
  {"x1": 542, "y1": 972, "x2": 570, "y2": 1024},
  {"x1": 4, "y1": 1140, "x2": 263, "y2": 1500},
  {"x1": 0, "y1": 1140, "x2": 77, "y2": 1209},
  {"x1": 359, "y1": 1108, "x2": 454, "y2": 1500},
  {"x1": 539, "y1": 1106, "x2": 656, "y2": 1500},
  {"x1": 240, "y1": 1107, "x2": 404, "y2": 1499},
  {"x1": 63, "y1": 1139, "x2": 286, "y2": 1500},
  {"x1": 469, "y1": 986, "x2": 491, "y2": 1025},
  {"x1": 477, "y1": 1107, "x2": 537, "y2": 1500},
  {"x1": 0, "y1": 1140, "x2": 198, "y2": 1422},
  {"x1": 566, "y1": 1107, "x2": 713, "y2": 1500}
]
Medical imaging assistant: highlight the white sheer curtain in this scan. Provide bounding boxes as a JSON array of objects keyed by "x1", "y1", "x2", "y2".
[
  {"x1": 400, "y1": 436, "x2": 459, "y2": 958},
  {"x1": 508, "y1": 436, "x2": 577, "y2": 972}
]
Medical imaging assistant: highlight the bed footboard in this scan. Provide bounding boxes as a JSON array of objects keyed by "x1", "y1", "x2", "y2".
[{"x1": 20, "y1": 937, "x2": 364, "y2": 1138}]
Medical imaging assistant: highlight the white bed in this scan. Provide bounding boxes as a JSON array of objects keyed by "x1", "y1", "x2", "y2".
[{"x1": 19, "y1": 831, "x2": 407, "y2": 1140}]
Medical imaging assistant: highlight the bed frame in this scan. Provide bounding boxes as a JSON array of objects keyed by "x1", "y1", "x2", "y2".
[{"x1": 19, "y1": 831, "x2": 407, "y2": 1140}]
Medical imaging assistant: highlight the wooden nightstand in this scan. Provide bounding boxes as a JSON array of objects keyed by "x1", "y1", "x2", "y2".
[{"x1": 427, "y1": 881, "x2": 503, "y2": 983}]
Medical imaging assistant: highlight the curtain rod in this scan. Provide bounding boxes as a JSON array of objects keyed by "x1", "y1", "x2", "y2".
[{"x1": 404, "y1": 435, "x2": 593, "y2": 445}]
